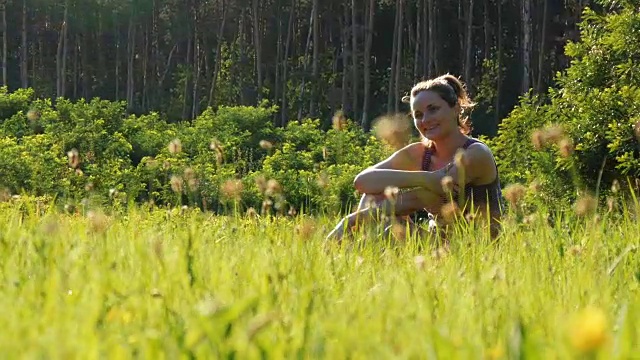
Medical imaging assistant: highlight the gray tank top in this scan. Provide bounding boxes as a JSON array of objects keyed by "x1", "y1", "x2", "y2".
[{"x1": 421, "y1": 138, "x2": 505, "y2": 218}]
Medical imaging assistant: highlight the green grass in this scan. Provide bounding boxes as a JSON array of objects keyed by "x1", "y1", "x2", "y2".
[{"x1": 0, "y1": 198, "x2": 638, "y2": 359}]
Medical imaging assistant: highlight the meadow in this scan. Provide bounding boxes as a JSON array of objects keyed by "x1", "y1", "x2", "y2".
[{"x1": 0, "y1": 193, "x2": 637, "y2": 359}]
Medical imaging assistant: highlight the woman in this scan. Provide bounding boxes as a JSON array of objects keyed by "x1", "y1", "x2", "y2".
[{"x1": 327, "y1": 74, "x2": 505, "y2": 241}]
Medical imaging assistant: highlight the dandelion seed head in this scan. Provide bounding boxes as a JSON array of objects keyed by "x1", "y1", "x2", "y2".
[
  {"x1": 170, "y1": 175, "x2": 184, "y2": 193},
  {"x1": 168, "y1": 138, "x2": 182, "y2": 154},
  {"x1": 384, "y1": 186, "x2": 399, "y2": 201},
  {"x1": 503, "y1": 183, "x2": 526, "y2": 207},
  {"x1": 259, "y1": 140, "x2": 273, "y2": 150},
  {"x1": 441, "y1": 176, "x2": 454, "y2": 193},
  {"x1": 67, "y1": 148, "x2": 80, "y2": 169},
  {"x1": 372, "y1": 114, "x2": 412, "y2": 150},
  {"x1": 221, "y1": 179, "x2": 243, "y2": 200},
  {"x1": 575, "y1": 194, "x2": 597, "y2": 217},
  {"x1": 332, "y1": 110, "x2": 348, "y2": 130},
  {"x1": 559, "y1": 138, "x2": 573, "y2": 158}
]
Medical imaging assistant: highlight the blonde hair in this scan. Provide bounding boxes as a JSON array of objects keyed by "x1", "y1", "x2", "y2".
[{"x1": 402, "y1": 74, "x2": 475, "y2": 135}]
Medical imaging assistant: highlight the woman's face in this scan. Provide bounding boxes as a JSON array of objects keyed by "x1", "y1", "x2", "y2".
[{"x1": 411, "y1": 90, "x2": 459, "y2": 141}]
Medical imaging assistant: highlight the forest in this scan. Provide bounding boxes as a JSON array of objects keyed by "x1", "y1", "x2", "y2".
[{"x1": 0, "y1": 0, "x2": 599, "y2": 135}]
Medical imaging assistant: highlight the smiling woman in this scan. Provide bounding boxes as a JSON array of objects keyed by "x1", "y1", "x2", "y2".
[{"x1": 327, "y1": 74, "x2": 505, "y2": 241}]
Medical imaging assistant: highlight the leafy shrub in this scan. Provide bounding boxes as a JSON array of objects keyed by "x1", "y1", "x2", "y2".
[{"x1": 488, "y1": 4, "x2": 640, "y2": 208}]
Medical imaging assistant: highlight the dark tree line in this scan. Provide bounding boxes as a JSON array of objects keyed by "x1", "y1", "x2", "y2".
[{"x1": 0, "y1": 0, "x2": 598, "y2": 135}]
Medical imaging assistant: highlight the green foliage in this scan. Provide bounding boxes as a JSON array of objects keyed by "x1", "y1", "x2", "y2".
[
  {"x1": 489, "y1": 3, "x2": 640, "y2": 208},
  {"x1": 0, "y1": 89, "x2": 388, "y2": 214}
]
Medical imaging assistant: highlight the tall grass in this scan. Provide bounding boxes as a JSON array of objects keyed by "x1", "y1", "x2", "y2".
[{"x1": 0, "y1": 195, "x2": 637, "y2": 359}]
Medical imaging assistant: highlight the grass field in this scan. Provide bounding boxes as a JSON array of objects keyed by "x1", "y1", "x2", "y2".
[{"x1": 0, "y1": 197, "x2": 638, "y2": 359}]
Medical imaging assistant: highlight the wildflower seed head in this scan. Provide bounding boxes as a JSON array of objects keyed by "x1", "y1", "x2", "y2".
[
  {"x1": 82, "y1": 181, "x2": 93, "y2": 192},
  {"x1": 414, "y1": 255, "x2": 426, "y2": 270},
  {"x1": 503, "y1": 183, "x2": 526, "y2": 207},
  {"x1": 607, "y1": 197, "x2": 615, "y2": 212},
  {"x1": 544, "y1": 124, "x2": 565, "y2": 144},
  {"x1": 528, "y1": 180, "x2": 542, "y2": 194},
  {"x1": 0, "y1": 188, "x2": 10, "y2": 202},
  {"x1": 221, "y1": 179, "x2": 243, "y2": 200},
  {"x1": 384, "y1": 186, "x2": 399, "y2": 201},
  {"x1": 87, "y1": 210, "x2": 109, "y2": 233},
  {"x1": 295, "y1": 218, "x2": 317, "y2": 238},
  {"x1": 575, "y1": 194, "x2": 597, "y2": 217},
  {"x1": 265, "y1": 179, "x2": 282, "y2": 196},
  {"x1": 109, "y1": 188, "x2": 118, "y2": 198},
  {"x1": 259, "y1": 140, "x2": 273, "y2": 150},
  {"x1": 372, "y1": 114, "x2": 412, "y2": 150},
  {"x1": 288, "y1": 207, "x2": 297, "y2": 216},
  {"x1": 170, "y1": 175, "x2": 184, "y2": 193},
  {"x1": 67, "y1": 148, "x2": 80, "y2": 169},
  {"x1": 610, "y1": 179, "x2": 620, "y2": 194},
  {"x1": 26, "y1": 109, "x2": 40, "y2": 122},
  {"x1": 559, "y1": 138, "x2": 573, "y2": 158},
  {"x1": 531, "y1": 130, "x2": 544, "y2": 150},
  {"x1": 261, "y1": 199, "x2": 273, "y2": 214},
  {"x1": 168, "y1": 138, "x2": 182, "y2": 154},
  {"x1": 184, "y1": 167, "x2": 199, "y2": 190},
  {"x1": 316, "y1": 172, "x2": 329, "y2": 189},
  {"x1": 441, "y1": 201, "x2": 460, "y2": 223},
  {"x1": 255, "y1": 175, "x2": 268, "y2": 194},
  {"x1": 332, "y1": 110, "x2": 348, "y2": 130},
  {"x1": 441, "y1": 175, "x2": 454, "y2": 193},
  {"x1": 210, "y1": 138, "x2": 222, "y2": 151},
  {"x1": 246, "y1": 207, "x2": 258, "y2": 219}
]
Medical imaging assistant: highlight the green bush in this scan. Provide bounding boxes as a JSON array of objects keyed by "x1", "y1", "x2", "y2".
[{"x1": 489, "y1": 4, "x2": 640, "y2": 208}]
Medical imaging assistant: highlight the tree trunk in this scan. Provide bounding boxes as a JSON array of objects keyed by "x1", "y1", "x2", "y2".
[
  {"x1": 483, "y1": 0, "x2": 491, "y2": 60},
  {"x1": 536, "y1": 0, "x2": 548, "y2": 93},
  {"x1": 340, "y1": 2, "x2": 349, "y2": 113},
  {"x1": 274, "y1": 0, "x2": 283, "y2": 116},
  {"x1": 208, "y1": 1, "x2": 227, "y2": 108},
  {"x1": 81, "y1": 32, "x2": 90, "y2": 99},
  {"x1": 309, "y1": 0, "x2": 319, "y2": 117},
  {"x1": 394, "y1": 0, "x2": 403, "y2": 113},
  {"x1": 56, "y1": 3, "x2": 68, "y2": 98},
  {"x1": 387, "y1": 2, "x2": 399, "y2": 113},
  {"x1": 127, "y1": 13, "x2": 136, "y2": 110},
  {"x1": 1, "y1": 1, "x2": 6, "y2": 87},
  {"x1": 115, "y1": 12, "x2": 120, "y2": 101},
  {"x1": 413, "y1": 0, "x2": 421, "y2": 81},
  {"x1": 252, "y1": 0, "x2": 263, "y2": 99},
  {"x1": 361, "y1": 0, "x2": 374, "y2": 129},
  {"x1": 73, "y1": 35, "x2": 78, "y2": 98},
  {"x1": 422, "y1": 0, "x2": 428, "y2": 78},
  {"x1": 182, "y1": 35, "x2": 192, "y2": 120},
  {"x1": 495, "y1": 0, "x2": 502, "y2": 126},
  {"x1": 192, "y1": 8, "x2": 201, "y2": 119},
  {"x1": 21, "y1": 0, "x2": 28, "y2": 88},
  {"x1": 521, "y1": 0, "x2": 531, "y2": 93},
  {"x1": 350, "y1": 0, "x2": 358, "y2": 121},
  {"x1": 280, "y1": 0, "x2": 294, "y2": 125},
  {"x1": 464, "y1": 0, "x2": 474, "y2": 84},
  {"x1": 427, "y1": 0, "x2": 436, "y2": 77},
  {"x1": 297, "y1": 4, "x2": 314, "y2": 121}
]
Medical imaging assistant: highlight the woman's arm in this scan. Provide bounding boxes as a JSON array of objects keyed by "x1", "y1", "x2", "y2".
[
  {"x1": 353, "y1": 168, "x2": 448, "y2": 194},
  {"x1": 354, "y1": 143, "x2": 498, "y2": 195}
]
